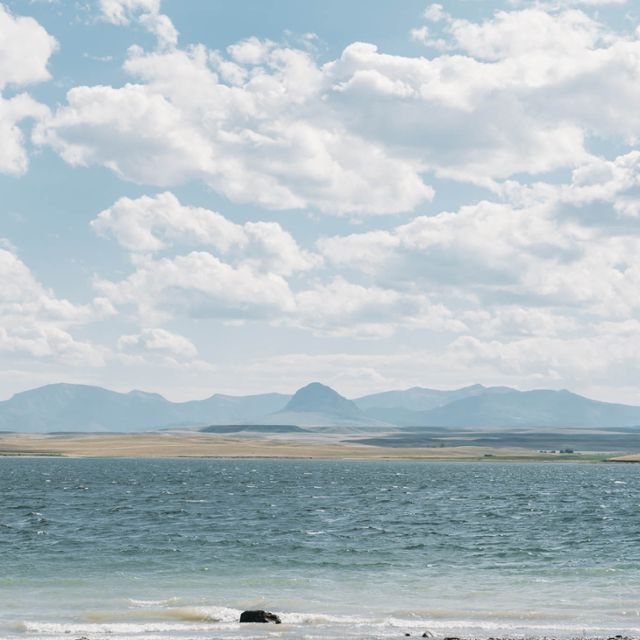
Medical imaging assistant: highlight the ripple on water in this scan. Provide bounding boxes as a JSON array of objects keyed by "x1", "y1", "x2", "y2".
[{"x1": 0, "y1": 459, "x2": 639, "y2": 638}]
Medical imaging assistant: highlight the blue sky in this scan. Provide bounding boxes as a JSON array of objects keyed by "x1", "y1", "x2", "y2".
[{"x1": 2, "y1": 0, "x2": 640, "y2": 402}]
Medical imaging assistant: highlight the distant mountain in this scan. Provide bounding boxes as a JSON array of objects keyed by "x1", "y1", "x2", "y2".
[
  {"x1": 356, "y1": 384, "x2": 516, "y2": 425},
  {"x1": 0, "y1": 383, "x2": 289, "y2": 432},
  {"x1": 286, "y1": 382, "x2": 362, "y2": 417},
  {"x1": 176, "y1": 392, "x2": 290, "y2": 425},
  {"x1": 1, "y1": 381, "x2": 640, "y2": 432},
  {"x1": 259, "y1": 382, "x2": 389, "y2": 427},
  {"x1": 355, "y1": 385, "x2": 640, "y2": 429},
  {"x1": 355, "y1": 384, "x2": 494, "y2": 412},
  {"x1": 412, "y1": 388, "x2": 640, "y2": 429},
  {"x1": 0, "y1": 384, "x2": 176, "y2": 432}
]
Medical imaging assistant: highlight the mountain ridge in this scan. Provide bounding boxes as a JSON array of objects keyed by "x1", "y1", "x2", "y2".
[
  {"x1": 0, "y1": 383, "x2": 289, "y2": 433},
  {"x1": 1, "y1": 381, "x2": 639, "y2": 432}
]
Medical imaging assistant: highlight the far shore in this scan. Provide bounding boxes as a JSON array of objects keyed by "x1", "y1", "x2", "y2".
[{"x1": 0, "y1": 432, "x2": 632, "y2": 462}]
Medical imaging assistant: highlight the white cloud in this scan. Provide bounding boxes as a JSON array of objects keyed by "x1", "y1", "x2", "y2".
[
  {"x1": 95, "y1": 251, "x2": 297, "y2": 323},
  {"x1": 0, "y1": 248, "x2": 111, "y2": 365},
  {"x1": 34, "y1": 39, "x2": 435, "y2": 214},
  {"x1": 92, "y1": 192, "x2": 241, "y2": 252},
  {"x1": 0, "y1": 4, "x2": 57, "y2": 88},
  {"x1": 423, "y1": 4, "x2": 446, "y2": 22},
  {"x1": 449, "y1": 332, "x2": 640, "y2": 387},
  {"x1": 497, "y1": 150, "x2": 640, "y2": 214},
  {"x1": 320, "y1": 195, "x2": 640, "y2": 318},
  {"x1": 33, "y1": 83, "x2": 212, "y2": 184},
  {"x1": 292, "y1": 277, "x2": 466, "y2": 338},
  {"x1": 91, "y1": 193, "x2": 466, "y2": 338},
  {"x1": 96, "y1": 249, "x2": 468, "y2": 339},
  {"x1": 509, "y1": 0, "x2": 628, "y2": 7},
  {"x1": 9, "y1": 2, "x2": 640, "y2": 402},
  {"x1": 40, "y1": 5, "x2": 640, "y2": 198},
  {"x1": 227, "y1": 36, "x2": 274, "y2": 65},
  {"x1": 462, "y1": 307, "x2": 578, "y2": 338},
  {"x1": 410, "y1": 26, "x2": 430, "y2": 45},
  {"x1": 329, "y1": 8, "x2": 640, "y2": 183},
  {"x1": 99, "y1": 0, "x2": 159, "y2": 24},
  {"x1": 446, "y1": 9, "x2": 601, "y2": 61},
  {"x1": 99, "y1": 0, "x2": 178, "y2": 49},
  {"x1": 325, "y1": 40, "x2": 592, "y2": 184},
  {"x1": 118, "y1": 327, "x2": 197, "y2": 358},
  {"x1": 92, "y1": 192, "x2": 319, "y2": 275},
  {"x1": 0, "y1": 93, "x2": 49, "y2": 175},
  {"x1": 0, "y1": 4, "x2": 56, "y2": 175}
]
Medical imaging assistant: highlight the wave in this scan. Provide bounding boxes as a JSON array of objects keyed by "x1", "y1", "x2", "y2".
[
  {"x1": 85, "y1": 604, "x2": 242, "y2": 624},
  {"x1": 10, "y1": 603, "x2": 640, "y2": 640}
]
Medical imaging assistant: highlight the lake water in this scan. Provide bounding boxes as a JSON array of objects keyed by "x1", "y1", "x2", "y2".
[{"x1": 0, "y1": 458, "x2": 638, "y2": 639}]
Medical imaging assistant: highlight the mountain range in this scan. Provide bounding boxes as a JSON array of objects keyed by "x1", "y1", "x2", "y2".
[{"x1": 1, "y1": 381, "x2": 639, "y2": 432}]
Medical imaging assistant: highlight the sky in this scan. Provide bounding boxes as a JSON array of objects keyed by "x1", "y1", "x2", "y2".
[{"x1": 2, "y1": 0, "x2": 640, "y2": 402}]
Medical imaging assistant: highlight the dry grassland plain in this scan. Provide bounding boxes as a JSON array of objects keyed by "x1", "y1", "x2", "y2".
[{"x1": 0, "y1": 432, "x2": 621, "y2": 461}]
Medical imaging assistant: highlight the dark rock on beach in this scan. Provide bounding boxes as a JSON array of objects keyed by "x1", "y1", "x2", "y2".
[{"x1": 239, "y1": 609, "x2": 282, "y2": 623}]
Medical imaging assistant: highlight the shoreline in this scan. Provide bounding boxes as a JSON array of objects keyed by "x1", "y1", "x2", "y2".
[{"x1": 0, "y1": 432, "x2": 633, "y2": 462}]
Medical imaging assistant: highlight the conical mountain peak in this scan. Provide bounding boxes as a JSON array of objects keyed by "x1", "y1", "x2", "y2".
[{"x1": 284, "y1": 382, "x2": 361, "y2": 417}]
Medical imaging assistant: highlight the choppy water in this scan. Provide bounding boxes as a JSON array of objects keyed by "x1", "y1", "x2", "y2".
[{"x1": 0, "y1": 458, "x2": 639, "y2": 639}]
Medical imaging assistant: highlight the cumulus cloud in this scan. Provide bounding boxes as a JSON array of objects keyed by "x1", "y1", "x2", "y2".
[
  {"x1": 95, "y1": 251, "x2": 297, "y2": 323},
  {"x1": 323, "y1": 201, "x2": 640, "y2": 317},
  {"x1": 291, "y1": 277, "x2": 466, "y2": 338},
  {"x1": 509, "y1": 0, "x2": 628, "y2": 7},
  {"x1": 462, "y1": 307, "x2": 578, "y2": 339},
  {"x1": 0, "y1": 4, "x2": 56, "y2": 175},
  {"x1": 99, "y1": 0, "x2": 178, "y2": 49},
  {"x1": 0, "y1": 247, "x2": 112, "y2": 365},
  {"x1": 0, "y1": 93, "x2": 49, "y2": 175},
  {"x1": 445, "y1": 9, "x2": 602, "y2": 60},
  {"x1": 409, "y1": 26, "x2": 430, "y2": 45},
  {"x1": 96, "y1": 247, "x2": 470, "y2": 339},
  {"x1": 90, "y1": 193, "x2": 465, "y2": 337},
  {"x1": 118, "y1": 327, "x2": 197, "y2": 358},
  {"x1": 423, "y1": 4, "x2": 446, "y2": 22},
  {"x1": 501, "y1": 151, "x2": 640, "y2": 212},
  {"x1": 92, "y1": 192, "x2": 319, "y2": 275},
  {"x1": 0, "y1": 5, "x2": 57, "y2": 88},
  {"x1": 35, "y1": 42, "x2": 433, "y2": 214},
  {"x1": 9, "y1": 2, "x2": 640, "y2": 399},
  {"x1": 94, "y1": 236, "x2": 453, "y2": 338},
  {"x1": 449, "y1": 331, "x2": 640, "y2": 388},
  {"x1": 37, "y1": 4, "x2": 640, "y2": 206},
  {"x1": 326, "y1": 33, "x2": 596, "y2": 184},
  {"x1": 227, "y1": 36, "x2": 274, "y2": 65}
]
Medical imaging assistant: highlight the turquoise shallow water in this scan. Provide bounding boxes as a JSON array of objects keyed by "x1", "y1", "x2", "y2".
[{"x1": 0, "y1": 458, "x2": 639, "y2": 639}]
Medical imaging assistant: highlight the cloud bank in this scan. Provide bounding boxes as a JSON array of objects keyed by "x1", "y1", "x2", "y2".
[{"x1": 2, "y1": 0, "x2": 640, "y2": 400}]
